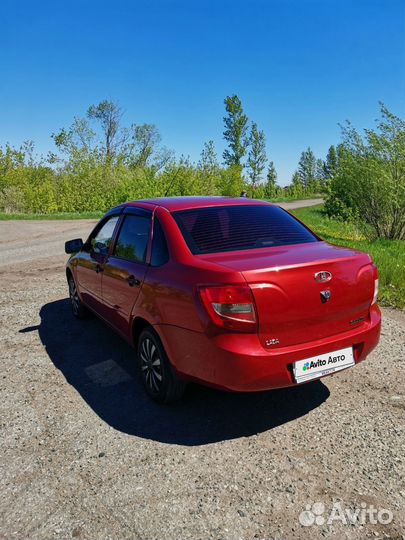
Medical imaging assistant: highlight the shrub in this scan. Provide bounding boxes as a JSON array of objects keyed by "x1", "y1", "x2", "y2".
[{"x1": 324, "y1": 104, "x2": 405, "y2": 240}]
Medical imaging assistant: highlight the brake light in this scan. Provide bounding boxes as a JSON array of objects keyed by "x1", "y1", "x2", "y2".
[
  {"x1": 198, "y1": 285, "x2": 257, "y2": 332},
  {"x1": 372, "y1": 266, "x2": 379, "y2": 305}
]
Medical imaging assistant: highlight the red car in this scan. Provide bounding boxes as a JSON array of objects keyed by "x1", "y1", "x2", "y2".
[{"x1": 65, "y1": 197, "x2": 381, "y2": 403}]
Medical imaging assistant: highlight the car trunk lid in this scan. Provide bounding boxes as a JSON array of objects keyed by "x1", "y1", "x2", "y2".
[{"x1": 198, "y1": 242, "x2": 375, "y2": 347}]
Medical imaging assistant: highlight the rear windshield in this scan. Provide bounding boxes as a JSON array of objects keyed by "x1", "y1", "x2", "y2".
[{"x1": 173, "y1": 205, "x2": 318, "y2": 254}]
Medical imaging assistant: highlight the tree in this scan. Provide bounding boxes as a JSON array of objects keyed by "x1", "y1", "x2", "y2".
[
  {"x1": 292, "y1": 171, "x2": 304, "y2": 189},
  {"x1": 198, "y1": 140, "x2": 220, "y2": 194},
  {"x1": 219, "y1": 165, "x2": 245, "y2": 197},
  {"x1": 297, "y1": 147, "x2": 317, "y2": 188},
  {"x1": 87, "y1": 100, "x2": 123, "y2": 161},
  {"x1": 123, "y1": 124, "x2": 172, "y2": 171},
  {"x1": 198, "y1": 140, "x2": 219, "y2": 173},
  {"x1": 285, "y1": 171, "x2": 305, "y2": 198},
  {"x1": 222, "y1": 95, "x2": 249, "y2": 167},
  {"x1": 52, "y1": 117, "x2": 97, "y2": 159},
  {"x1": 324, "y1": 145, "x2": 338, "y2": 180},
  {"x1": 247, "y1": 122, "x2": 267, "y2": 190},
  {"x1": 130, "y1": 124, "x2": 160, "y2": 167},
  {"x1": 315, "y1": 158, "x2": 327, "y2": 188},
  {"x1": 264, "y1": 161, "x2": 278, "y2": 198}
]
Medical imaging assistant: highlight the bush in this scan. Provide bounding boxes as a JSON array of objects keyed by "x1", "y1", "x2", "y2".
[
  {"x1": 324, "y1": 105, "x2": 405, "y2": 240},
  {"x1": 0, "y1": 186, "x2": 26, "y2": 213}
]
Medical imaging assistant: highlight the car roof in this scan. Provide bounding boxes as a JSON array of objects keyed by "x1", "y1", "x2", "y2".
[{"x1": 123, "y1": 196, "x2": 274, "y2": 212}]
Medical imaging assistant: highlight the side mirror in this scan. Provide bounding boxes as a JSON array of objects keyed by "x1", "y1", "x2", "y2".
[{"x1": 65, "y1": 238, "x2": 84, "y2": 254}]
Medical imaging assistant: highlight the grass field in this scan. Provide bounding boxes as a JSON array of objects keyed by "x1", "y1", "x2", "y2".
[{"x1": 292, "y1": 205, "x2": 405, "y2": 309}]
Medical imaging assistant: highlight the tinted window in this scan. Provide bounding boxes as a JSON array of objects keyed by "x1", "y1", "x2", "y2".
[
  {"x1": 91, "y1": 216, "x2": 119, "y2": 255},
  {"x1": 113, "y1": 215, "x2": 151, "y2": 263},
  {"x1": 173, "y1": 205, "x2": 318, "y2": 254},
  {"x1": 151, "y1": 218, "x2": 169, "y2": 266}
]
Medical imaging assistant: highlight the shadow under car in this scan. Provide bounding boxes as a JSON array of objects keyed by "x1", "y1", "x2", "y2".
[{"x1": 22, "y1": 298, "x2": 330, "y2": 446}]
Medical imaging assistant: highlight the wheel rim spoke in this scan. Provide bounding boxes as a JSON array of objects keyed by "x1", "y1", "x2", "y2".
[
  {"x1": 153, "y1": 370, "x2": 162, "y2": 381},
  {"x1": 140, "y1": 337, "x2": 163, "y2": 392},
  {"x1": 150, "y1": 371, "x2": 159, "y2": 390},
  {"x1": 69, "y1": 280, "x2": 79, "y2": 312}
]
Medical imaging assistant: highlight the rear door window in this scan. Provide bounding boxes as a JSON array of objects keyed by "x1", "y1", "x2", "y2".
[
  {"x1": 113, "y1": 215, "x2": 151, "y2": 263},
  {"x1": 173, "y1": 205, "x2": 318, "y2": 254}
]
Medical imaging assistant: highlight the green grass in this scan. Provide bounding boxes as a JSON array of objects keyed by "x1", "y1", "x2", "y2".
[
  {"x1": 292, "y1": 205, "x2": 405, "y2": 309},
  {"x1": 0, "y1": 211, "x2": 103, "y2": 220}
]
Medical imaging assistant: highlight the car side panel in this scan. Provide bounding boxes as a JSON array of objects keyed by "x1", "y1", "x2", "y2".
[
  {"x1": 101, "y1": 257, "x2": 148, "y2": 333},
  {"x1": 73, "y1": 251, "x2": 104, "y2": 311}
]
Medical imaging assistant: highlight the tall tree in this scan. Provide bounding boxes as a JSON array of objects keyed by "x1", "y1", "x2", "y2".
[
  {"x1": 316, "y1": 158, "x2": 326, "y2": 182},
  {"x1": 222, "y1": 95, "x2": 249, "y2": 167},
  {"x1": 87, "y1": 100, "x2": 123, "y2": 161},
  {"x1": 291, "y1": 171, "x2": 304, "y2": 191},
  {"x1": 52, "y1": 117, "x2": 97, "y2": 163},
  {"x1": 324, "y1": 145, "x2": 338, "y2": 180},
  {"x1": 123, "y1": 123, "x2": 171, "y2": 170},
  {"x1": 264, "y1": 161, "x2": 278, "y2": 198},
  {"x1": 247, "y1": 122, "x2": 267, "y2": 188},
  {"x1": 297, "y1": 147, "x2": 317, "y2": 188}
]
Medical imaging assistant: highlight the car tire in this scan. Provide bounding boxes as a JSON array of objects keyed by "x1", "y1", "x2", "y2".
[
  {"x1": 137, "y1": 327, "x2": 186, "y2": 403},
  {"x1": 68, "y1": 275, "x2": 90, "y2": 319}
]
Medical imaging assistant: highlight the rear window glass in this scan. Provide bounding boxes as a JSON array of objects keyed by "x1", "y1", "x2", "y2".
[{"x1": 172, "y1": 205, "x2": 318, "y2": 254}]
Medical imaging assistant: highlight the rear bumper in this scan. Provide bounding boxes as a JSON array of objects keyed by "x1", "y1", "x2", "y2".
[{"x1": 156, "y1": 305, "x2": 381, "y2": 392}]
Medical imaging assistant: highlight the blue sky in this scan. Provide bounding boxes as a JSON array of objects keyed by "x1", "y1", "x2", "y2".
[{"x1": 1, "y1": 0, "x2": 404, "y2": 184}]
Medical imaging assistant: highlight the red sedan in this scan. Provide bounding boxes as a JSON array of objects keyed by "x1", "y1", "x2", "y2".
[{"x1": 65, "y1": 197, "x2": 381, "y2": 403}]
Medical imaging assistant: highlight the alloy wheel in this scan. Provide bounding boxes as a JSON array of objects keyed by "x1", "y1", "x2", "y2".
[
  {"x1": 69, "y1": 278, "x2": 80, "y2": 316},
  {"x1": 139, "y1": 337, "x2": 163, "y2": 392}
]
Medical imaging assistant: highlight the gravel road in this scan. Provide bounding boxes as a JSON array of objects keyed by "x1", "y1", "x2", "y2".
[{"x1": 0, "y1": 211, "x2": 404, "y2": 540}]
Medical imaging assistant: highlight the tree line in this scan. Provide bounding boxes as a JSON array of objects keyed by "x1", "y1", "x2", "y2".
[
  {"x1": 0, "y1": 95, "x2": 326, "y2": 214},
  {"x1": 0, "y1": 98, "x2": 403, "y2": 239}
]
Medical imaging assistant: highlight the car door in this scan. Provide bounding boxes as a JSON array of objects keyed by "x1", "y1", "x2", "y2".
[
  {"x1": 75, "y1": 215, "x2": 120, "y2": 312},
  {"x1": 101, "y1": 208, "x2": 152, "y2": 335}
]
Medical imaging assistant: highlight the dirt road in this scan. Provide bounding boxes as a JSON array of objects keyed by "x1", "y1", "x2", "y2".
[
  {"x1": 0, "y1": 214, "x2": 404, "y2": 540},
  {"x1": 277, "y1": 197, "x2": 323, "y2": 210}
]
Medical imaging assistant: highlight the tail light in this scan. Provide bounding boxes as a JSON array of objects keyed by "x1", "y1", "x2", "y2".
[
  {"x1": 372, "y1": 266, "x2": 379, "y2": 305},
  {"x1": 372, "y1": 279, "x2": 379, "y2": 305},
  {"x1": 198, "y1": 285, "x2": 257, "y2": 332}
]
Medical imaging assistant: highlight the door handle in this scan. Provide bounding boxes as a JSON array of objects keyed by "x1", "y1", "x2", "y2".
[
  {"x1": 127, "y1": 275, "x2": 141, "y2": 287},
  {"x1": 95, "y1": 264, "x2": 104, "y2": 274}
]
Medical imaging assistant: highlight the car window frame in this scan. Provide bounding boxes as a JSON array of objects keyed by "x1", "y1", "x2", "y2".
[
  {"x1": 150, "y1": 215, "x2": 170, "y2": 267},
  {"x1": 109, "y1": 207, "x2": 153, "y2": 266}
]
